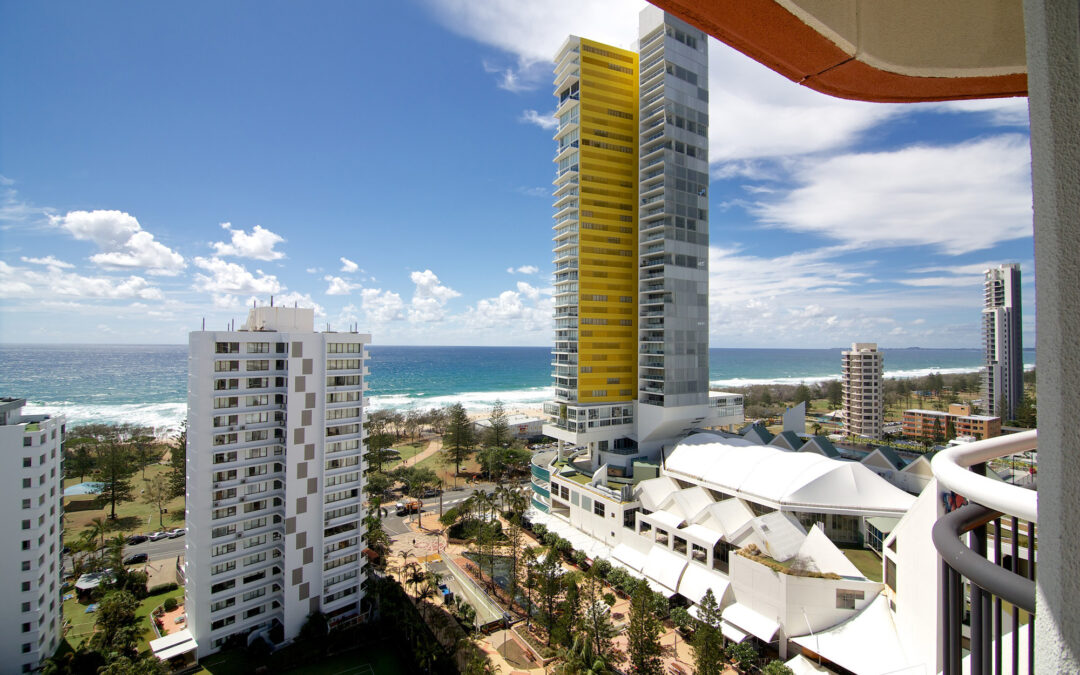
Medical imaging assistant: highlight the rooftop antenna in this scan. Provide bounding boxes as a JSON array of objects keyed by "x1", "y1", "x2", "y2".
[
  {"x1": 202, "y1": 318, "x2": 205, "y2": 330},
  {"x1": 270, "y1": 295, "x2": 274, "y2": 307},
  {"x1": 253, "y1": 299, "x2": 256, "y2": 308}
]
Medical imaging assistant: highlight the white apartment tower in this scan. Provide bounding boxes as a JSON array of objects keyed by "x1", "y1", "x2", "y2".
[
  {"x1": 186, "y1": 307, "x2": 370, "y2": 657},
  {"x1": 0, "y1": 398, "x2": 64, "y2": 673},
  {"x1": 982, "y1": 263, "x2": 1023, "y2": 420},
  {"x1": 841, "y1": 343, "x2": 884, "y2": 439},
  {"x1": 545, "y1": 8, "x2": 733, "y2": 469}
]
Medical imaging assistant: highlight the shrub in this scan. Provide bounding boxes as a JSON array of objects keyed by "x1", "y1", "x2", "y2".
[
  {"x1": 532, "y1": 523, "x2": 548, "y2": 537},
  {"x1": 592, "y1": 558, "x2": 612, "y2": 578},
  {"x1": 542, "y1": 532, "x2": 558, "y2": 547},
  {"x1": 602, "y1": 592, "x2": 616, "y2": 607},
  {"x1": 572, "y1": 550, "x2": 587, "y2": 568},
  {"x1": 763, "y1": 661, "x2": 795, "y2": 675},
  {"x1": 147, "y1": 582, "x2": 179, "y2": 596},
  {"x1": 727, "y1": 642, "x2": 758, "y2": 671},
  {"x1": 163, "y1": 597, "x2": 179, "y2": 612},
  {"x1": 670, "y1": 606, "x2": 693, "y2": 634}
]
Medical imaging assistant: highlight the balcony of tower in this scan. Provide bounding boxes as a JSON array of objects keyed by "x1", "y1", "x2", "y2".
[
  {"x1": 553, "y1": 201, "x2": 578, "y2": 223},
  {"x1": 554, "y1": 142, "x2": 579, "y2": 164},
  {"x1": 553, "y1": 187, "x2": 578, "y2": 208},
  {"x1": 553, "y1": 63, "x2": 580, "y2": 94}
]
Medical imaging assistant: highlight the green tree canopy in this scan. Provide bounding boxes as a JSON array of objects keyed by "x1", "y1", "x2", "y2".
[{"x1": 626, "y1": 579, "x2": 663, "y2": 675}]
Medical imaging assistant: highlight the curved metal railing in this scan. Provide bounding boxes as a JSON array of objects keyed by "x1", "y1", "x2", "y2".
[{"x1": 931, "y1": 430, "x2": 1037, "y2": 675}]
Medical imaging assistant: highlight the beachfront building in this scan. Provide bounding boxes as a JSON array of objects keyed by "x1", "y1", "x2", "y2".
[
  {"x1": 982, "y1": 263, "x2": 1024, "y2": 420},
  {"x1": 544, "y1": 7, "x2": 739, "y2": 473},
  {"x1": 841, "y1": 342, "x2": 884, "y2": 439},
  {"x1": 0, "y1": 398, "x2": 65, "y2": 673},
  {"x1": 903, "y1": 404, "x2": 1001, "y2": 442},
  {"x1": 186, "y1": 307, "x2": 370, "y2": 657},
  {"x1": 472, "y1": 414, "x2": 545, "y2": 440}
]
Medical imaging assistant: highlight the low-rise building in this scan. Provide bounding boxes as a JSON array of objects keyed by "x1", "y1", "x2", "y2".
[
  {"x1": 903, "y1": 405, "x2": 1001, "y2": 441},
  {"x1": 472, "y1": 414, "x2": 545, "y2": 440}
]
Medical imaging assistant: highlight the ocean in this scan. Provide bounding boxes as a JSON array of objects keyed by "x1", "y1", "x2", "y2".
[{"x1": 0, "y1": 344, "x2": 1034, "y2": 433}]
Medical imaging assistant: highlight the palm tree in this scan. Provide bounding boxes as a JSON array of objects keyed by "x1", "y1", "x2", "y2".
[
  {"x1": 415, "y1": 638, "x2": 439, "y2": 674},
  {"x1": 85, "y1": 516, "x2": 109, "y2": 553}
]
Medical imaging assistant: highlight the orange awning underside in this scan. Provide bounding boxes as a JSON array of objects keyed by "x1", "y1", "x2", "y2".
[{"x1": 650, "y1": 0, "x2": 1027, "y2": 103}]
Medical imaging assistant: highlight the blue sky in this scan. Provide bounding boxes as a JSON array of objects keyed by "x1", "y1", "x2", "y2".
[{"x1": 0, "y1": 0, "x2": 1035, "y2": 348}]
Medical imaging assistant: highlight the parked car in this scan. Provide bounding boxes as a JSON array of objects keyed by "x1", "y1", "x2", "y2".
[
  {"x1": 147, "y1": 531, "x2": 169, "y2": 541},
  {"x1": 126, "y1": 534, "x2": 148, "y2": 545},
  {"x1": 421, "y1": 488, "x2": 440, "y2": 498},
  {"x1": 167, "y1": 528, "x2": 186, "y2": 538},
  {"x1": 123, "y1": 553, "x2": 148, "y2": 565}
]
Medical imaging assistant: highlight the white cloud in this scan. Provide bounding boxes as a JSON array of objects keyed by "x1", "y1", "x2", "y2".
[
  {"x1": 408, "y1": 269, "x2": 461, "y2": 322},
  {"x1": 751, "y1": 135, "x2": 1033, "y2": 254},
  {"x1": 20, "y1": 255, "x2": 74, "y2": 269},
  {"x1": 305, "y1": 267, "x2": 322, "y2": 274},
  {"x1": 52, "y1": 209, "x2": 185, "y2": 275},
  {"x1": 192, "y1": 257, "x2": 283, "y2": 295},
  {"x1": 211, "y1": 223, "x2": 285, "y2": 261},
  {"x1": 519, "y1": 109, "x2": 558, "y2": 130},
  {"x1": 507, "y1": 265, "x2": 540, "y2": 274},
  {"x1": 921, "y1": 98, "x2": 1030, "y2": 127},
  {"x1": 516, "y1": 280, "x2": 541, "y2": 300},
  {"x1": 463, "y1": 283, "x2": 552, "y2": 331},
  {"x1": 339, "y1": 257, "x2": 359, "y2": 273},
  {"x1": 360, "y1": 288, "x2": 406, "y2": 323},
  {"x1": 898, "y1": 276, "x2": 984, "y2": 288},
  {"x1": 0, "y1": 259, "x2": 164, "y2": 300},
  {"x1": 324, "y1": 275, "x2": 360, "y2": 296},
  {"x1": 270, "y1": 292, "x2": 325, "y2": 317}
]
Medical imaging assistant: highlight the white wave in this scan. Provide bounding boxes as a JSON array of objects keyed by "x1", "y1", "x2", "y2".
[
  {"x1": 366, "y1": 387, "x2": 555, "y2": 413},
  {"x1": 710, "y1": 361, "x2": 1034, "y2": 389},
  {"x1": 23, "y1": 401, "x2": 186, "y2": 437}
]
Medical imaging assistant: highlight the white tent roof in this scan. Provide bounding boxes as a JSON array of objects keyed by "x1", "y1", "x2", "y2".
[
  {"x1": 681, "y1": 523, "x2": 723, "y2": 547},
  {"x1": 645, "y1": 510, "x2": 685, "y2": 531},
  {"x1": 722, "y1": 603, "x2": 781, "y2": 642},
  {"x1": 694, "y1": 499, "x2": 756, "y2": 538},
  {"x1": 796, "y1": 524, "x2": 865, "y2": 578},
  {"x1": 721, "y1": 621, "x2": 750, "y2": 643},
  {"x1": 665, "y1": 434, "x2": 916, "y2": 516},
  {"x1": 667, "y1": 486, "x2": 715, "y2": 521},
  {"x1": 785, "y1": 654, "x2": 835, "y2": 675},
  {"x1": 677, "y1": 561, "x2": 730, "y2": 606},
  {"x1": 753, "y1": 511, "x2": 807, "y2": 562},
  {"x1": 642, "y1": 545, "x2": 687, "y2": 595},
  {"x1": 636, "y1": 476, "x2": 682, "y2": 512},
  {"x1": 612, "y1": 539, "x2": 650, "y2": 573},
  {"x1": 791, "y1": 594, "x2": 915, "y2": 675}
]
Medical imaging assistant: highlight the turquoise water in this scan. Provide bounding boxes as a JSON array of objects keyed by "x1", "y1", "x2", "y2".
[
  {"x1": 63, "y1": 481, "x2": 104, "y2": 496},
  {"x1": 0, "y1": 344, "x2": 1034, "y2": 431}
]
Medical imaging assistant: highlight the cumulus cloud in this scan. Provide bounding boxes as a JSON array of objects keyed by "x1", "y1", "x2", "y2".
[
  {"x1": 192, "y1": 257, "x2": 283, "y2": 295},
  {"x1": 0, "y1": 259, "x2": 164, "y2": 300},
  {"x1": 519, "y1": 109, "x2": 558, "y2": 130},
  {"x1": 360, "y1": 288, "x2": 406, "y2": 323},
  {"x1": 507, "y1": 265, "x2": 540, "y2": 274},
  {"x1": 211, "y1": 223, "x2": 285, "y2": 260},
  {"x1": 324, "y1": 275, "x2": 360, "y2": 296},
  {"x1": 463, "y1": 283, "x2": 552, "y2": 331},
  {"x1": 20, "y1": 255, "x2": 74, "y2": 269},
  {"x1": 270, "y1": 291, "x2": 325, "y2": 317},
  {"x1": 408, "y1": 269, "x2": 461, "y2": 322},
  {"x1": 751, "y1": 135, "x2": 1033, "y2": 254},
  {"x1": 52, "y1": 209, "x2": 185, "y2": 275},
  {"x1": 340, "y1": 257, "x2": 359, "y2": 273}
]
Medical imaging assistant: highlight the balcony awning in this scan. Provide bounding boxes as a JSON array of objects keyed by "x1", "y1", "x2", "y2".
[
  {"x1": 720, "y1": 621, "x2": 750, "y2": 644},
  {"x1": 722, "y1": 603, "x2": 781, "y2": 642},
  {"x1": 642, "y1": 545, "x2": 688, "y2": 595},
  {"x1": 791, "y1": 594, "x2": 913, "y2": 675},
  {"x1": 150, "y1": 628, "x2": 198, "y2": 662},
  {"x1": 677, "y1": 561, "x2": 730, "y2": 606},
  {"x1": 613, "y1": 541, "x2": 649, "y2": 573}
]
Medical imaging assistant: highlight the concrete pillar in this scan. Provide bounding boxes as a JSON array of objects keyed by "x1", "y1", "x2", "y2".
[{"x1": 1023, "y1": 0, "x2": 1080, "y2": 670}]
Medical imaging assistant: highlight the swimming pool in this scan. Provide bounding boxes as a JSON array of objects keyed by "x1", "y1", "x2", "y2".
[{"x1": 64, "y1": 482, "x2": 104, "y2": 496}]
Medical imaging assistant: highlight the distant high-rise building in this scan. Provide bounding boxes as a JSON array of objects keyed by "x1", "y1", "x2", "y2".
[
  {"x1": 543, "y1": 8, "x2": 734, "y2": 469},
  {"x1": 842, "y1": 343, "x2": 884, "y2": 439},
  {"x1": 982, "y1": 263, "x2": 1023, "y2": 420},
  {"x1": 186, "y1": 307, "x2": 369, "y2": 657},
  {"x1": 0, "y1": 398, "x2": 64, "y2": 674}
]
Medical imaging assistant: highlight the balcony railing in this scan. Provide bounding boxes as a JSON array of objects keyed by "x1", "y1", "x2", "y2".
[{"x1": 931, "y1": 430, "x2": 1037, "y2": 675}]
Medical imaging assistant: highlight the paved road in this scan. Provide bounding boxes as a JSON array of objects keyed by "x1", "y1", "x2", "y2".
[{"x1": 63, "y1": 535, "x2": 186, "y2": 574}]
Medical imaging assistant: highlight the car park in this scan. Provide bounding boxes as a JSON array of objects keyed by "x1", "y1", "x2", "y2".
[
  {"x1": 123, "y1": 553, "x2": 148, "y2": 565},
  {"x1": 126, "y1": 534, "x2": 148, "y2": 545}
]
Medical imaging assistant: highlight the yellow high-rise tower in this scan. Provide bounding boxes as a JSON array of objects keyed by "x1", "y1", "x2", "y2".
[{"x1": 547, "y1": 36, "x2": 639, "y2": 451}]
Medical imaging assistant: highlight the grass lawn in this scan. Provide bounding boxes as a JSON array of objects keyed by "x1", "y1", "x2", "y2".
[
  {"x1": 841, "y1": 547, "x2": 884, "y2": 582},
  {"x1": 62, "y1": 584, "x2": 185, "y2": 650},
  {"x1": 383, "y1": 439, "x2": 430, "y2": 470},
  {"x1": 414, "y1": 449, "x2": 482, "y2": 489},
  {"x1": 64, "y1": 462, "x2": 185, "y2": 542}
]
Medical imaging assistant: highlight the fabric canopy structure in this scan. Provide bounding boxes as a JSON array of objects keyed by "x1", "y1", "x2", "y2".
[
  {"x1": 721, "y1": 621, "x2": 750, "y2": 643},
  {"x1": 612, "y1": 540, "x2": 650, "y2": 573},
  {"x1": 677, "y1": 561, "x2": 730, "y2": 606},
  {"x1": 791, "y1": 595, "x2": 915, "y2": 674},
  {"x1": 665, "y1": 433, "x2": 916, "y2": 516},
  {"x1": 150, "y1": 629, "x2": 198, "y2": 662},
  {"x1": 722, "y1": 603, "x2": 782, "y2": 642},
  {"x1": 642, "y1": 545, "x2": 688, "y2": 594}
]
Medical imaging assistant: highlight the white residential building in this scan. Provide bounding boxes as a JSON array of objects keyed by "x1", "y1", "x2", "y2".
[
  {"x1": 842, "y1": 342, "x2": 884, "y2": 439},
  {"x1": 982, "y1": 263, "x2": 1023, "y2": 420},
  {"x1": 0, "y1": 398, "x2": 64, "y2": 673},
  {"x1": 186, "y1": 307, "x2": 370, "y2": 657}
]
